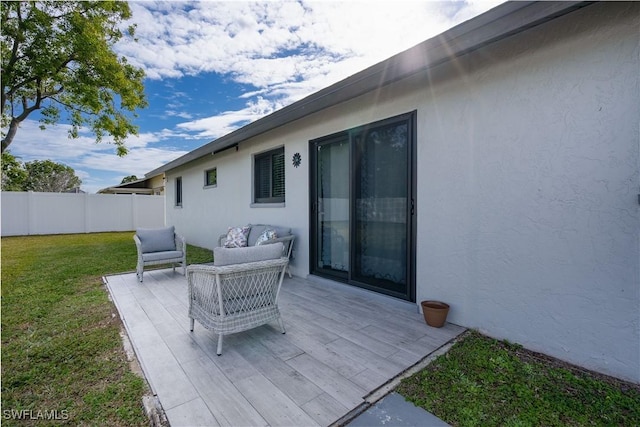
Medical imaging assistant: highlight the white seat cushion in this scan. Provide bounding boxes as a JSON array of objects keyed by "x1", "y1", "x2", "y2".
[{"x1": 142, "y1": 250, "x2": 183, "y2": 262}]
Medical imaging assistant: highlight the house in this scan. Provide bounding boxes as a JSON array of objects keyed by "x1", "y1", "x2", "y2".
[
  {"x1": 145, "y1": 1, "x2": 639, "y2": 383},
  {"x1": 98, "y1": 173, "x2": 165, "y2": 195}
]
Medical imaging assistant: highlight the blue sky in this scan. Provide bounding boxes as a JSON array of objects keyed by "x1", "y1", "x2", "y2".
[{"x1": 8, "y1": 1, "x2": 502, "y2": 193}]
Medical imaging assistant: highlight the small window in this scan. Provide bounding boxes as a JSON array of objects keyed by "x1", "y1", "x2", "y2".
[
  {"x1": 205, "y1": 168, "x2": 217, "y2": 187},
  {"x1": 254, "y1": 147, "x2": 285, "y2": 204},
  {"x1": 175, "y1": 177, "x2": 182, "y2": 207}
]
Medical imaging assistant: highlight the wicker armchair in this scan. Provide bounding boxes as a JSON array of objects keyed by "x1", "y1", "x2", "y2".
[
  {"x1": 187, "y1": 244, "x2": 289, "y2": 355},
  {"x1": 134, "y1": 226, "x2": 186, "y2": 283}
]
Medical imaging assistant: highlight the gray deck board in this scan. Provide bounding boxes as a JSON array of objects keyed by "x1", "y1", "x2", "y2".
[{"x1": 105, "y1": 268, "x2": 464, "y2": 426}]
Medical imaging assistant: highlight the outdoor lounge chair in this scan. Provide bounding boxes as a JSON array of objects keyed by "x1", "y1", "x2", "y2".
[
  {"x1": 218, "y1": 224, "x2": 295, "y2": 277},
  {"x1": 187, "y1": 243, "x2": 288, "y2": 355},
  {"x1": 133, "y1": 226, "x2": 186, "y2": 283}
]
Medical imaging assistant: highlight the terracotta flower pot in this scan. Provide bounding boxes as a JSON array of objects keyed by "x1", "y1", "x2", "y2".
[{"x1": 421, "y1": 300, "x2": 450, "y2": 328}]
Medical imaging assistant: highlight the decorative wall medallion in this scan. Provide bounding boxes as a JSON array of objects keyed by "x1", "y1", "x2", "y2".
[{"x1": 292, "y1": 152, "x2": 302, "y2": 168}]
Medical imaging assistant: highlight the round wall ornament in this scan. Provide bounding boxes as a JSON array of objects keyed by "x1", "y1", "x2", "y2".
[{"x1": 292, "y1": 152, "x2": 302, "y2": 167}]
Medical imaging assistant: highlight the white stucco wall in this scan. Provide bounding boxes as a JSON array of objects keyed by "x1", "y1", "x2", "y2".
[
  {"x1": 166, "y1": 2, "x2": 639, "y2": 382},
  {"x1": 414, "y1": 3, "x2": 639, "y2": 383}
]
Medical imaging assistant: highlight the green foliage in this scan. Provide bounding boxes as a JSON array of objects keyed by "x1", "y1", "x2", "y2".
[
  {"x1": 1, "y1": 154, "x2": 82, "y2": 192},
  {"x1": 397, "y1": 331, "x2": 640, "y2": 426},
  {"x1": 24, "y1": 159, "x2": 82, "y2": 192},
  {"x1": 121, "y1": 174, "x2": 138, "y2": 184},
  {"x1": 1, "y1": 1, "x2": 147, "y2": 155},
  {"x1": 1, "y1": 151, "x2": 27, "y2": 190}
]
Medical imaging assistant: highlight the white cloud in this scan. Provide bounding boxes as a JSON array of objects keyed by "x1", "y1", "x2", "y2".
[
  {"x1": 119, "y1": 1, "x2": 503, "y2": 86},
  {"x1": 7, "y1": 120, "x2": 189, "y2": 193},
  {"x1": 166, "y1": 110, "x2": 194, "y2": 119},
  {"x1": 116, "y1": 1, "x2": 503, "y2": 141},
  {"x1": 176, "y1": 96, "x2": 278, "y2": 140}
]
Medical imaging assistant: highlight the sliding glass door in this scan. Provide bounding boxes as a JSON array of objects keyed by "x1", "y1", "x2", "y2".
[
  {"x1": 313, "y1": 135, "x2": 350, "y2": 278},
  {"x1": 310, "y1": 112, "x2": 415, "y2": 301}
]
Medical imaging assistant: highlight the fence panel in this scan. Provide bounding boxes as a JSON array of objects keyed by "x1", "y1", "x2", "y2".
[{"x1": 1, "y1": 192, "x2": 165, "y2": 236}]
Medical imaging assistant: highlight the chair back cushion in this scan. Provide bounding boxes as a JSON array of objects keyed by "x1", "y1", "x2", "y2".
[
  {"x1": 137, "y1": 226, "x2": 176, "y2": 253},
  {"x1": 214, "y1": 242, "x2": 284, "y2": 266}
]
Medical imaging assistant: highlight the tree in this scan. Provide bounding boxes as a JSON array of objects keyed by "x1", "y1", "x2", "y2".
[
  {"x1": 1, "y1": 1, "x2": 147, "y2": 155},
  {"x1": 23, "y1": 159, "x2": 82, "y2": 192},
  {"x1": 1, "y1": 154, "x2": 81, "y2": 192},
  {"x1": 121, "y1": 175, "x2": 138, "y2": 184},
  {"x1": 1, "y1": 151, "x2": 27, "y2": 190}
]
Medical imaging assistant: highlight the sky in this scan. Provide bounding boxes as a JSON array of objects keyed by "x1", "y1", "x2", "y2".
[{"x1": 7, "y1": 0, "x2": 504, "y2": 193}]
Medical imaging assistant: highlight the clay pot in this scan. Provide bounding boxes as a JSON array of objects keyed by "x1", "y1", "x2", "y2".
[{"x1": 421, "y1": 300, "x2": 450, "y2": 328}]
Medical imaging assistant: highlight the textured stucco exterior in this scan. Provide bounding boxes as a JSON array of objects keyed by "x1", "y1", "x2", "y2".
[{"x1": 164, "y1": 2, "x2": 639, "y2": 383}]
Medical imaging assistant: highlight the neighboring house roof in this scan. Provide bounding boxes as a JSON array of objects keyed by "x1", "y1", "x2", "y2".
[
  {"x1": 98, "y1": 176, "x2": 161, "y2": 195},
  {"x1": 64, "y1": 188, "x2": 86, "y2": 194},
  {"x1": 145, "y1": 0, "x2": 592, "y2": 177}
]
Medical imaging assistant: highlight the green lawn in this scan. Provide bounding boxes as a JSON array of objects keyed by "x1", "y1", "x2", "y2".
[
  {"x1": 3, "y1": 233, "x2": 639, "y2": 426},
  {"x1": 397, "y1": 330, "x2": 640, "y2": 427},
  {"x1": 1, "y1": 232, "x2": 212, "y2": 426}
]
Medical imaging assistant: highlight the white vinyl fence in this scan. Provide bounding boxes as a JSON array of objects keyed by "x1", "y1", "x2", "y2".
[{"x1": 1, "y1": 192, "x2": 165, "y2": 236}]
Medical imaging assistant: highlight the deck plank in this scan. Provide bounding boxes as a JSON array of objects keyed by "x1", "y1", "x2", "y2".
[
  {"x1": 285, "y1": 353, "x2": 366, "y2": 410},
  {"x1": 234, "y1": 374, "x2": 320, "y2": 426},
  {"x1": 301, "y1": 392, "x2": 349, "y2": 426},
  {"x1": 105, "y1": 269, "x2": 465, "y2": 427},
  {"x1": 181, "y1": 356, "x2": 268, "y2": 427}
]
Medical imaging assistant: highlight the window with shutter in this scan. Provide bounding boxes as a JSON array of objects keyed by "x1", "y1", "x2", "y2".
[{"x1": 254, "y1": 147, "x2": 285, "y2": 203}]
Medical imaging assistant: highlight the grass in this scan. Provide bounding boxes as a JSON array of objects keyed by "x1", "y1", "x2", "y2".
[
  {"x1": 1, "y1": 232, "x2": 212, "y2": 426},
  {"x1": 4, "y1": 233, "x2": 639, "y2": 426},
  {"x1": 397, "y1": 330, "x2": 640, "y2": 426}
]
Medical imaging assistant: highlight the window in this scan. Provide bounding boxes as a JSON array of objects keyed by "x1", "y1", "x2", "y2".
[
  {"x1": 254, "y1": 147, "x2": 285, "y2": 203},
  {"x1": 205, "y1": 168, "x2": 217, "y2": 187},
  {"x1": 175, "y1": 177, "x2": 182, "y2": 207}
]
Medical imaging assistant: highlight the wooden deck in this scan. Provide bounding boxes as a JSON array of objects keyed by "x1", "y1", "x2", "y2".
[{"x1": 105, "y1": 268, "x2": 464, "y2": 427}]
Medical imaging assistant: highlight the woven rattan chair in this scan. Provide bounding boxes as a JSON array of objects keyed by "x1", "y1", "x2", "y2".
[
  {"x1": 187, "y1": 255, "x2": 289, "y2": 355},
  {"x1": 134, "y1": 226, "x2": 186, "y2": 283}
]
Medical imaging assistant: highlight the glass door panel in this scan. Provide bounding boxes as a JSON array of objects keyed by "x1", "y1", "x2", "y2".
[
  {"x1": 315, "y1": 137, "x2": 349, "y2": 277},
  {"x1": 353, "y1": 122, "x2": 409, "y2": 297}
]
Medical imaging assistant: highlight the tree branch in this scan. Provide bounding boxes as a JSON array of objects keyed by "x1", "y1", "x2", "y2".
[
  {"x1": 48, "y1": 95, "x2": 93, "y2": 116},
  {"x1": 4, "y1": 56, "x2": 74, "y2": 101},
  {"x1": 1, "y1": 4, "x2": 23, "y2": 114}
]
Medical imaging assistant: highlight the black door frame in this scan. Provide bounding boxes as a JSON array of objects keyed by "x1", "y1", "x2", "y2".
[{"x1": 309, "y1": 111, "x2": 416, "y2": 302}]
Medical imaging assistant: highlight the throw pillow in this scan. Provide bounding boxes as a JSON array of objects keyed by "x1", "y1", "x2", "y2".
[
  {"x1": 255, "y1": 228, "x2": 277, "y2": 245},
  {"x1": 223, "y1": 226, "x2": 250, "y2": 248}
]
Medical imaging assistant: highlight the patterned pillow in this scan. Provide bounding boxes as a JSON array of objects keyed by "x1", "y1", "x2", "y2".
[
  {"x1": 255, "y1": 228, "x2": 277, "y2": 246},
  {"x1": 223, "y1": 226, "x2": 250, "y2": 248}
]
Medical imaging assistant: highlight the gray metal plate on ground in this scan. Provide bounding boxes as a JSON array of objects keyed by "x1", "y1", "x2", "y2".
[{"x1": 348, "y1": 392, "x2": 449, "y2": 427}]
